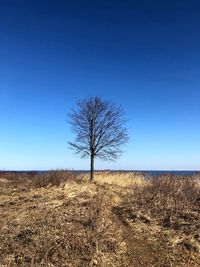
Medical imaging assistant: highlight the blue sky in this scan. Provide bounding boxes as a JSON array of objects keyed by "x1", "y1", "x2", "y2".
[{"x1": 0, "y1": 0, "x2": 200, "y2": 170}]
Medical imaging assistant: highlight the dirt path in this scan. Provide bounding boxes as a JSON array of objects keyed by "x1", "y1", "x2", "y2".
[{"x1": 107, "y1": 186, "x2": 172, "y2": 267}]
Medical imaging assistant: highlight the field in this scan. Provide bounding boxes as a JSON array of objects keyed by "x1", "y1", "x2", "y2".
[{"x1": 0, "y1": 171, "x2": 200, "y2": 266}]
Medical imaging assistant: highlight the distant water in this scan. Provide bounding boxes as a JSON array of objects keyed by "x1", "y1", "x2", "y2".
[
  {"x1": 137, "y1": 170, "x2": 200, "y2": 177},
  {"x1": 1, "y1": 170, "x2": 199, "y2": 177},
  {"x1": 73, "y1": 170, "x2": 200, "y2": 177}
]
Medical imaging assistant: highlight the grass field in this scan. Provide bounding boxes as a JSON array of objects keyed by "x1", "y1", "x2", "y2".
[{"x1": 0, "y1": 171, "x2": 200, "y2": 266}]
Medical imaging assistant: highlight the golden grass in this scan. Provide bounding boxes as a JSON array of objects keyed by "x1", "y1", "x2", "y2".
[{"x1": 93, "y1": 171, "x2": 146, "y2": 187}]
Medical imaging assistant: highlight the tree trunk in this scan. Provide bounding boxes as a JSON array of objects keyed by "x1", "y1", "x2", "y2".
[{"x1": 90, "y1": 154, "x2": 94, "y2": 181}]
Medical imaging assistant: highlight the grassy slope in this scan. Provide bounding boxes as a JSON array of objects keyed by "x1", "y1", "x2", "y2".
[{"x1": 0, "y1": 171, "x2": 199, "y2": 266}]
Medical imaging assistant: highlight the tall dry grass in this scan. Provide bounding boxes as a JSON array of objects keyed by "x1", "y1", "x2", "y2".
[
  {"x1": 31, "y1": 170, "x2": 81, "y2": 188},
  {"x1": 129, "y1": 174, "x2": 200, "y2": 218},
  {"x1": 0, "y1": 170, "x2": 81, "y2": 189},
  {"x1": 94, "y1": 171, "x2": 145, "y2": 187}
]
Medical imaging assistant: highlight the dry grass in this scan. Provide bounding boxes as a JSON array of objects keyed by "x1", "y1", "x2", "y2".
[
  {"x1": 128, "y1": 174, "x2": 200, "y2": 266},
  {"x1": 130, "y1": 175, "x2": 200, "y2": 217},
  {"x1": 32, "y1": 170, "x2": 82, "y2": 188},
  {"x1": 0, "y1": 171, "x2": 200, "y2": 266},
  {"x1": 94, "y1": 171, "x2": 145, "y2": 187},
  {"x1": 0, "y1": 171, "x2": 128, "y2": 266},
  {"x1": 0, "y1": 170, "x2": 81, "y2": 189}
]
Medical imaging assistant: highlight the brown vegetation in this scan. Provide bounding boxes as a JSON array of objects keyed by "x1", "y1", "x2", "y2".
[{"x1": 0, "y1": 171, "x2": 199, "y2": 266}]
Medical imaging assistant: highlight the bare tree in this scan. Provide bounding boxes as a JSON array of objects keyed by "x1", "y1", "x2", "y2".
[{"x1": 68, "y1": 97, "x2": 128, "y2": 180}]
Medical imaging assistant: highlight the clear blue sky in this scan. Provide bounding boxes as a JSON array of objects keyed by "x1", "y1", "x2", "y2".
[{"x1": 0, "y1": 0, "x2": 200, "y2": 170}]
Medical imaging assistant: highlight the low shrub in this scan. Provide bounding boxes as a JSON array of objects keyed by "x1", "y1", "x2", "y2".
[{"x1": 31, "y1": 170, "x2": 80, "y2": 188}]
